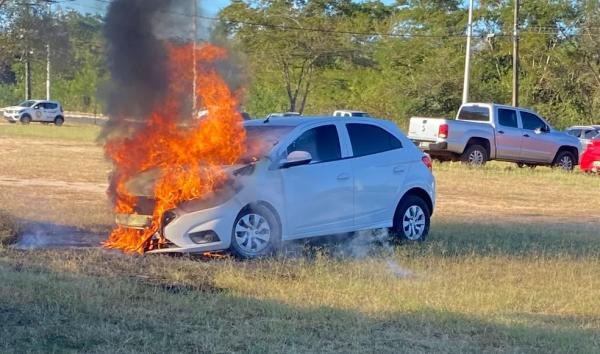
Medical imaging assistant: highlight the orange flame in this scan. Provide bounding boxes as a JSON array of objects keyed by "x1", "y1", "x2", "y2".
[{"x1": 103, "y1": 43, "x2": 246, "y2": 253}]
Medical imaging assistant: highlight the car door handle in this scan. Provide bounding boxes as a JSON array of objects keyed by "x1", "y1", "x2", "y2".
[
  {"x1": 337, "y1": 173, "x2": 350, "y2": 181},
  {"x1": 393, "y1": 166, "x2": 405, "y2": 174},
  {"x1": 523, "y1": 134, "x2": 530, "y2": 138},
  {"x1": 497, "y1": 130, "x2": 505, "y2": 134}
]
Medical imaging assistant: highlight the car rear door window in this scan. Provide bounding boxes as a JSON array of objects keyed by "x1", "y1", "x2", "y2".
[
  {"x1": 458, "y1": 106, "x2": 490, "y2": 121},
  {"x1": 584, "y1": 129, "x2": 599, "y2": 139},
  {"x1": 287, "y1": 124, "x2": 341, "y2": 163},
  {"x1": 346, "y1": 123, "x2": 402, "y2": 157},
  {"x1": 497, "y1": 108, "x2": 518, "y2": 128},
  {"x1": 44, "y1": 103, "x2": 57, "y2": 109},
  {"x1": 520, "y1": 111, "x2": 547, "y2": 131},
  {"x1": 567, "y1": 129, "x2": 581, "y2": 137}
]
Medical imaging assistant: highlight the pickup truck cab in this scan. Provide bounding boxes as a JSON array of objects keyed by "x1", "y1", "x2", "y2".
[{"x1": 408, "y1": 103, "x2": 581, "y2": 170}]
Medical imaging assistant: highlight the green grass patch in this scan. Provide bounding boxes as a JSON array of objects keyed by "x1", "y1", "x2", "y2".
[{"x1": 0, "y1": 123, "x2": 101, "y2": 142}]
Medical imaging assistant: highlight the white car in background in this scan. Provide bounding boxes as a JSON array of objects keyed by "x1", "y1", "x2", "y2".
[
  {"x1": 118, "y1": 116, "x2": 436, "y2": 258},
  {"x1": 3, "y1": 100, "x2": 65, "y2": 125},
  {"x1": 333, "y1": 110, "x2": 371, "y2": 117}
]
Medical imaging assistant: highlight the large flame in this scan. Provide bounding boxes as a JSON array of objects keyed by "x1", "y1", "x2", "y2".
[{"x1": 103, "y1": 43, "x2": 246, "y2": 253}]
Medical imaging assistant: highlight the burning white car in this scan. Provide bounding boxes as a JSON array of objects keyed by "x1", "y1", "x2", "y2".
[{"x1": 116, "y1": 116, "x2": 436, "y2": 258}]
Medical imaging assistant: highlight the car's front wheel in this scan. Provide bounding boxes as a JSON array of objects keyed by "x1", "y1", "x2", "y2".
[
  {"x1": 20, "y1": 114, "x2": 31, "y2": 124},
  {"x1": 391, "y1": 196, "x2": 431, "y2": 242},
  {"x1": 230, "y1": 204, "x2": 281, "y2": 259}
]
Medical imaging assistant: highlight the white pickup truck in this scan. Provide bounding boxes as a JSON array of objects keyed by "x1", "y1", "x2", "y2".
[{"x1": 408, "y1": 103, "x2": 581, "y2": 170}]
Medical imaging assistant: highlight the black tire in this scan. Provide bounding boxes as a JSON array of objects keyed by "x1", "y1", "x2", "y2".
[
  {"x1": 20, "y1": 114, "x2": 31, "y2": 125},
  {"x1": 390, "y1": 195, "x2": 431, "y2": 242},
  {"x1": 553, "y1": 150, "x2": 575, "y2": 171},
  {"x1": 460, "y1": 144, "x2": 488, "y2": 166},
  {"x1": 516, "y1": 162, "x2": 537, "y2": 169},
  {"x1": 230, "y1": 204, "x2": 281, "y2": 259},
  {"x1": 54, "y1": 116, "x2": 64, "y2": 126}
]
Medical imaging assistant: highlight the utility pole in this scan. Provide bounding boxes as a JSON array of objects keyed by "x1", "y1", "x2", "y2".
[
  {"x1": 512, "y1": 0, "x2": 519, "y2": 107},
  {"x1": 462, "y1": 0, "x2": 474, "y2": 104},
  {"x1": 25, "y1": 53, "x2": 32, "y2": 100},
  {"x1": 46, "y1": 1, "x2": 51, "y2": 100},
  {"x1": 191, "y1": 0, "x2": 197, "y2": 113}
]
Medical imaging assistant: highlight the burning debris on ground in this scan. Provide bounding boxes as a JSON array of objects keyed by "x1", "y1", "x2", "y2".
[{"x1": 101, "y1": 0, "x2": 247, "y2": 254}]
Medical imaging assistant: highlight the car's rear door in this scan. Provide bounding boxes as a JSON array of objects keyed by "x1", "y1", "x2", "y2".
[
  {"x1": 495, "y1": 107, "x2": 523, "y2": 160},
  {"x1": 42, "y1": 102, "x2": 58, "y2": 121},
  {"x1": 346, "y1": 122, "x2": 408, "y2": 229},
  {"x1": 279, "y1": 123, "x2": 354, "y2": 238}
]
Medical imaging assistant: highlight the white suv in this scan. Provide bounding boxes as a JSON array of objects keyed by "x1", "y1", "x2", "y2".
[
  {"x1": 3, "y1": 100, "x2": 65, "y2": 125},
  {"x1": 118, "y1": 116, "x2": 436, "y2": 258}
]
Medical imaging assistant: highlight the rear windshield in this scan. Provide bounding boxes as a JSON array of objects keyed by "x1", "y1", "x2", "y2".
[
  {"x1": 243, "y1": 125, "x2": 295, "y2": 160},
  {"x1": 457, "y1": 106, "x2": 490, "y2": 122}
]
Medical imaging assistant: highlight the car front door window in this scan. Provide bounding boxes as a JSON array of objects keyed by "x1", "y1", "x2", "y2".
[{"x1": 286, "y1": 125, "x2": 341, "y2": 163}]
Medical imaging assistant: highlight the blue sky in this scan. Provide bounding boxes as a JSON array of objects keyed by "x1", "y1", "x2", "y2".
[{"x1": 62, "y1": 0, "x2": 397, "y2": 16}]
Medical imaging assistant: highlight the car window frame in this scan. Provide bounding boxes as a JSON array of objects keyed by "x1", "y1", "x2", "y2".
[
  {"x1": 497, "y1": 107, "x2": 519, "y2": 129},
  {"x1": 345, "y1": 122, "x2": 403, "y2": 158},
  {"x1": 519, "y1": 110, "x2": 549, "y2": 131},
  {"x1": 283, "y1": 123, "x2": 343, "y2": 165}
]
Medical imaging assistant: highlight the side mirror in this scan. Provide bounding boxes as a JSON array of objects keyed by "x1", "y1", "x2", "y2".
[{"x1": 279, "y1": 150, "x2": 312, "y2": 168}]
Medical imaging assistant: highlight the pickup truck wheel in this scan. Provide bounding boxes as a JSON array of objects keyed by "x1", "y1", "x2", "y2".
[
  {"x1": 553, "y1": 151, "x2": 575, "y2": 171},
  {"x1": 391, "y1": 196, "x2": 430, "y2": 242},
  {"x1": 20, "y1": 114, "x2": 31, "y2": 125},
  {"x1": 230, "y1": 204, "x2": 281, "y2": 259},
  {"x1": 461, "y1": 145, "x2": 487, "y2": 166}
]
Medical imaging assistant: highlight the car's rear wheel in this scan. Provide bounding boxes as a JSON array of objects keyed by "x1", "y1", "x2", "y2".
[
  {"x1": 553, "y1": 150, "x2": 575, "y2": 171},
  {"x1": 391, "y1": 195, "x2": 430, "y2": 242},
  {"x1": 20, "y1": 114, "x2": 31, "y2": 125},
  {"x1": 54, "y1": 116, "x2": 64, "y2": 126},
  {"x1": 230, "y1": 204, "x2": 281, "y2": 259},
  {"x1": 460, "y1": 144, "x2": 488, "y2": 166}
]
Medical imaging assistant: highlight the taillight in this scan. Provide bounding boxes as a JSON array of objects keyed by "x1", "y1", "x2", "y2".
[
  {"x1": 422, "y1": 154, "x2": 433, "y2": 171},
  {"x1": 438, "y1": 124, "x2": 448, "y2": 138}
]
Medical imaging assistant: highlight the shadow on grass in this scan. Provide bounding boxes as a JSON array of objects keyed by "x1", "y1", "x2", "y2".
[{"x1": 0, "y1": 263, "x2": 597, "y2": 353}]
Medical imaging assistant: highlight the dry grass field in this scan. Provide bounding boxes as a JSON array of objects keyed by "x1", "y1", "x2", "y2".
[{"x1": 1, "y1": 122, "x2": 599, "y2": 353}]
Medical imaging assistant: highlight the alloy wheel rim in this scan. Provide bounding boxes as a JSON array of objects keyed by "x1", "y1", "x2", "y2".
[
  {"x1": 469, "y1": 150, "x2": 484, "y2": 165},
  {"x1": 402, "y1": 205, "x2": 426, "y2": 240},
  {"x1": 235, "y1": 213, "x2": 271, "y2": 253},
  {"x1": 559, "y1": 156, "x2": 573, "y2": 170}
]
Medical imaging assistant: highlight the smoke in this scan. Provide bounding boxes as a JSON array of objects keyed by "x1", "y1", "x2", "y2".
[
  {"x1": 102, "y1": 0, "x2": 173, "y2": 122},
  {"x1": 100, "y1": 0, "x2": 243, "y2": 134},
  {"x1": 14, "y1": 222, "x2": 104, "y2": 250}
]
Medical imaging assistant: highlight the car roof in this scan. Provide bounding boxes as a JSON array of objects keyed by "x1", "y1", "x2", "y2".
[
  {"x1": 28, "y1": 99, "x2": 60, "y2": 104},
  {"x1": 244, "y1": 115, "x2": 388, "y2": 128},
  {"x1": 334, "y1": 110, "x2": 366, "y2": 113},
  {"x1": 567, "y1": 125, "x2": 600, "y2": 129}
]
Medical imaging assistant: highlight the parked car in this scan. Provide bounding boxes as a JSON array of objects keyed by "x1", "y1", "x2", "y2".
[
  {"x1": 408, "y1": 103, "x2": 581, "y2": 170},
  {"x1": 333, "y1": 110, "x2": 371, "y2": 117},
  {"x1": 267, "y1": 112, "x2": 301, "y2": 118},
  {"x1": 117, "y1": 116, "x2": 436, "y2": 258},
  {"x1": 3, "y1": 100, "x2": 64, "y2": 125},
  {"x1": 566, "y1": 125, "x2": 600, "y2": 149},
  {"x1": 580, "y1": 140, "x2": 600, "y2": 173}
]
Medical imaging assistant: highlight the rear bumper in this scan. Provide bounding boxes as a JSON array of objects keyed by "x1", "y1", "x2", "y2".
[{"x1": 411, "y1": 139, "x2": 448, "y2": 151}]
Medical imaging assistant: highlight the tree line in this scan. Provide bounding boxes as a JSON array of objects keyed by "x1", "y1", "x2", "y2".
[{"x1": 1, "y1": 0, "x2": 599, "y2": 128}]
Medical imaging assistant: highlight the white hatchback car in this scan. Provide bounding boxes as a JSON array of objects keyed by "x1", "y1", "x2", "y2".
[
  {"x1": 120, "y1": 116, "x2": 436, "y2": 258},
  {"x1": 3, "y1": 100, "x2": 65, "y2": 125}
]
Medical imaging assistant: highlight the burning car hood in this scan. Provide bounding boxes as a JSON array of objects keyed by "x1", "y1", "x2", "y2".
[{"x1": 124, "y1": 163, "x2": 249, "y2": 197}]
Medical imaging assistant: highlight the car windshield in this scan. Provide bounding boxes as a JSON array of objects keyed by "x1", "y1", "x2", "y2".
[
  {"x1": 18, "y1": 100, "x2": 35, "y2": 107},
  {"x1": 243, "y1": 125, "x2": 295, "y2": 161}
]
